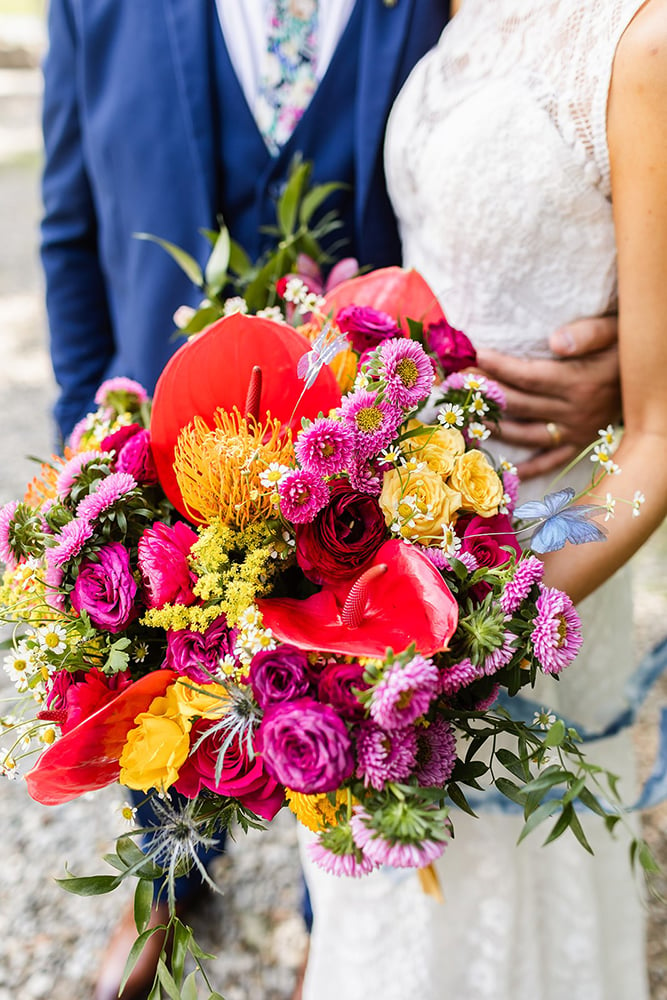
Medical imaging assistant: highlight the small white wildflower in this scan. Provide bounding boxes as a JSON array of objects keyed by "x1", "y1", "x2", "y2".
[
  {"x1": 499, "y1": 492, "x2": 511, "y2": 515},
  {"x1": 133, "y1": 641, "x2": 149, "y2": 663},
  {"x1": 533, "y1": 708, "x2": 557, "y2": 731},
  {"x1": 598, "y1": 424, "x2": 616, "y2": 446},
  {"x1": 468, "y1": 422, "x2": 491, "y2": 442},
  {"x1": 0, "y1": 749, "x2": 18, "y2": 779},
  {"x1": 172, "y1": 305, "x2": 196, "y2": 329},
  {"x1": 468, "y1": 392, "x2": 489, "y2": 417},
  {"x1": 590, "y1": 445, "x2": 618, "y2": 472},
  {"x1": 603, "y1": 493, "x2": 616, "y2": 521},
  {"x1": 117, "y1": 802, "x2": 138, "y2": 826},
  {"x1": 440, "y1": 523, "x2": 462, "y2": 559},
  {"x1": 632, "y1": 491, "x2": 646, "y2": 517},
  {"x1": 353, "y1": 370, "x2": 372, "y2": 391},
  {"x1": 379, "y1": 445, "x2": 403, "y2": 465},
  {"x1": 303, "y1": 292, "x2": 325, "y2": 313},
  {"x1": 462, "y1": 373, "x2": 488, "y2": 392},
  {"x1": 437, "y1": 403, "x2": 465, "y2": 428},
  {"x1": 222, "y1": 296, "x2": 249, "y2": 317},
  {"x1": 499, "y1": 457, "x2": 518, "y2": 475},
  {"x1": 35, "y1": 623, "x2": 68, "y2": 656},
  {"x1": 237, "y1": 605, "x2": 262, "y2": 629},
  {"x1": 283, "y1": 277, "x2": 307, "y2": 304},
  {"x1": 259, "y1": 462, "x2": 290, "y2": 489},
  {"x1": 399, "y1": 456, "x2": 427, "y2": 473},
  {"x1": 256, "y1": 306, "x2": 286, "y2": 322}
]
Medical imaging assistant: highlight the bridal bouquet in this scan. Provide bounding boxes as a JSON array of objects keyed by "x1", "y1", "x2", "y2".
[{"x1": 0, "y1": 262, "x2": 652, "y2": 997}]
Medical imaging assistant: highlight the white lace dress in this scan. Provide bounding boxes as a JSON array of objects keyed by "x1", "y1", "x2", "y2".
[{"x1": 299, "y1": 2, "x2": 651, "y2": 998}]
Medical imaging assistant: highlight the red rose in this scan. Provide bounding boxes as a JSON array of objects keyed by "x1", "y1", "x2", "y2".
[
  {"x1": 175, "y1": 719, "x2": 285, "y2": 821},
  {"x1": 425, "y1": 319, "x2": 476, "y2": 375},
  {"x1": 296, "y1": 479, "x2": 387, "y2": 585},
  {"x1": 459, "y1": 513, "x2": 522, "y2": 600},
  {"x1": 318, "y1": 661, "x2": 369, "y2": 721}
]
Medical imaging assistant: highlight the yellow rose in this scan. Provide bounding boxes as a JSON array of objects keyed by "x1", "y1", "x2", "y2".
[
  {"x1": 403, "y1": 420, "x2": 466, "y2": 477},
  {"x1": 169, "y1": 679, "x2": 229, "y2": 722},
  {"x1": 119, "y1": 711, "x2": 190, "y2": 792},
  {"x1": 380, "y1": 467, "x2": 462, "y2": 544},
  {"x1": 448, "y1": 450, "x2": 504, "y2": 517}
]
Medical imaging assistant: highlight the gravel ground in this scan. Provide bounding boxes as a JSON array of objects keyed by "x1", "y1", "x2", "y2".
[{"x1": 0, "y1": 66, "x2": 665, "y2": 1000}]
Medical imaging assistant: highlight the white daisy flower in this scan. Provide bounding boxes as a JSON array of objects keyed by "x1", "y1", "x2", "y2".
[
  {"x1": 499, "y1": 457, "x2": 518, "y2": 475},
  {"x1": 468, "y1": 422, "x2": 491, "y2": 442},
  {"x1": 259, "y1": 463, "x2": 290, "y2": 490},
  {"x1": 468, "y1": 392, "x2": 489, "y2": 417},
  {"x1": 462, "y1": 373, "x2": 488, "y2": 392},
  {"x1": 440, "y1": 523, "x2": 462, "y2": 558},
  {"x1": 35, "y1": 623, "x2": 68, "y2": 656},
  {"x1": 603, "y1": 493, "x2": 616, "y2": 521},
  {"x1": 437, "y1": 403, "x2": 465, "y2": 428},
  {"x1": 632, "y1": 491, "x2": 646, "y2": 517},
  {"x1": 533, "y1": 708, "x2": 557, "y2": 731},
  {"x1": 597, "y1": 424, "x2": 616, "y2": 446}
]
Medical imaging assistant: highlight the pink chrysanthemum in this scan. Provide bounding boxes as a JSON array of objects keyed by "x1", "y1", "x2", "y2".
[
  {"x1": 443, "y1": 372, "x2": 507, "y2": 409},
  {"x1": 502, "y1": 469, "x2": 520, "y2": 511},
  {"x1": 47, "y1": 517, "x2": 95, "y2": 568},
  {"x1": 94, "y1": 377, "x2": 148, "y2": 406},
  {"x1": 307, "y1": 839, "x2": 377, "y2": 878},
  {"x1": 414, "y1": 718, "x2": 457, "y2": 786},
  {"x1": 68, "y1": 415, "x2": 90, "y2": 453},
  {"x1": 294, "y1": 417, "x2": 354, "y2": 476},
  {"x1": 347, "y1": 459, "x2": 382, "y2": 495},
  {"x1": 473, "y1": 683, "x2": 500, "y2": 711},
  {"x1": 355, "y1": 721, "x2": 417, "y2": 789},
  {"x1": 500, "y1": 555, "x2": 545, "y2": 614},
  {"x1": 457, "y1": 550, "x2": 479, "y2": 574},
  {"x1": 531, "y1": 584, "x2": 583, "y2": 675},
  {"x1": 417, "y1": 545, "x2": 449, "y2": 571},
  {"x1": 480, "y1": 630, "x2": 516, "y2": 676},
  {"x1": 0, "y1": 501, "x2": 19, "y2": 569},
  {"x1": 76, "y1": 472, "x2": 137, "y2": 522},
  {"x1": 440, "y1": 657, "x2": 480, "y2": 697},
  {"x1": 370, "y1": 654, "x2": 440, "y2": 730},
  {"x1": 350, "y1": 809, "x2": 448, "y2": 868},
  {"x1": 44, "y1": 558, "x2": 66, "y2": 611},
  {"x1": 55, "y1": 450, "x2": 101, "y2": 499},
  {"x1": 378, "y1": 338, "x2": 435, "y2": 408},
  {"x1": 278, "y1": 469, "x2": 330, "y2": 524},
  {"x1": 338, "y1": 389, "x2": 403, "y2": 460}
]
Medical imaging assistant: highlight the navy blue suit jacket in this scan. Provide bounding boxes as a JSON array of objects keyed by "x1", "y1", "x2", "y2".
[{"x1": 41, "y1": 0, "x2": 449, "y2": 439}]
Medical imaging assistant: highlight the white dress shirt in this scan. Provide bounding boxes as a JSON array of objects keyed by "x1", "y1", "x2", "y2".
[{"x1": 215, "y1": 0, "x2": 356, "y2": 112}]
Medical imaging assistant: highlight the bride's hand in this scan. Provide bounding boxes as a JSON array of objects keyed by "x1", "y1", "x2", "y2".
[{"x1": 475, "y1": 315, "x2": 620, "y2": 480}]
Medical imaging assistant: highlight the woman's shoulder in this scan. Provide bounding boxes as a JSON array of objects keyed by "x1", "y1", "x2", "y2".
[{"x1": 614, "y1": 0, "x2": 667, "y2": 97}]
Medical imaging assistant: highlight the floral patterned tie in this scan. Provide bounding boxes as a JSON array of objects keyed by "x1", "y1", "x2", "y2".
[{"x1": 255, "y1": 0, "x2": 319, "y2": 156}]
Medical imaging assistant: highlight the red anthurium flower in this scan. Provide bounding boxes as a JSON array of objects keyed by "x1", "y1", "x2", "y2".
[
  {"x1": 256, "y1": 540, "x2": 458, "y2": 657},
  {"x1": 25, "y1": 670, "x2": 177, "y2": 805},
  {"x1": 150, "y1": 314, "x2": 341, "y2": 517},
  {"x1": 322, "y1": 267, "x2": 446, "y2": 337}
]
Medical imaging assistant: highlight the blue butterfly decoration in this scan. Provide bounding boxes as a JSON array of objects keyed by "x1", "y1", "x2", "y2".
[{"x1": 513, "y1": 487, "x2": 607, "y2": 554}]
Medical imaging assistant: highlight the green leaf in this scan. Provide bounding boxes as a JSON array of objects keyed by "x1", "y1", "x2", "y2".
[
  {"x1": 496, "y1": 748, "x2": 530, "y2": 782},
  {"x1": 277, "y1": 160, "x2": 311, "y2": 236},
  {"x1": 543, "y1": 719, "x2": 566, "y2": 747},
  {"x1": 495, "y1": 777, "x2": 525, "y2": 806},
  {"x1": 204, "y1": 227, "x2": 231, "y2": 296},
  {"x1": 638, "y1": 840, "x2": 661, "y2": 874},
  {"x1": 156, "y1": 958, "x2": 182, "y2": 1000},
  {"x1": 180, "y1": 304, "x2": 224, "y2": 336},
  {"x1": 228, "y1": 238, "x2": 253, "y2": 277},
  {"x1": 119, "y1": 927, "x2": 165, "y2": 995},
  {"x1": 182, "y1": 973, "x2": 199, "y2": 1000},
  {"x1": 562, "y1": 776, "x2": 587, "y2": 807},
  {"x1": 577, "y1": 786, "x2": 609, "y2": 818},
  {"x1": 542, "y1": 804, "x2": 573, "y2": 846},
  {"x1": 299, "y1": 181, "x2": 344, "y2": 226},
  {"x1": 134, "y1": 878, "x2": 154, "y2": 934},
  {"x1": 170, "y1": 919, "x2": 192, "y2": 987},
  {"x1": 207, "y1": 994, "x2": 227, "y2": 1000},
  {"x1": 567, "y1": 808, "x2": 594, "y2": 854},
  {"x1": 134, "y1": 233, "x2": 203, "y2": 287},
  {"x1": 520, "y1": 767, "x2": 569, "y2": 798},
  {"x1": 56, "y1": 874, "x2": 120, "y2": 896},
  {"x1": 517, "y1": 799, "x2": 563, "y2": 844},
  {"x1": 446, "y1": 782, "x2": 478, "y2": 817}
]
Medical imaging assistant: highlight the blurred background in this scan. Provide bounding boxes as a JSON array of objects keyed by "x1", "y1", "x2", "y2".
[{"x1": 0, "y1": 3, "x2": 664, "y2": 998}]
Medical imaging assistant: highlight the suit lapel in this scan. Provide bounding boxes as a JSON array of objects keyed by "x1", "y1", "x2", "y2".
[
  {"x1": 355, "y1": 0, "x2": 418, "y2": 224},
  {"x1": 163, "y1": 0, "x2": 216, "y2": 215}
]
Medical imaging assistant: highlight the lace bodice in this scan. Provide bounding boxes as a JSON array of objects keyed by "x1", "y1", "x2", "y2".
[
  {"x1": 300, "y1": 4, "x2": 651, "y2": 999},
  {"x1": 385, "y1": 0, "x2": 642, "y2": 358}
]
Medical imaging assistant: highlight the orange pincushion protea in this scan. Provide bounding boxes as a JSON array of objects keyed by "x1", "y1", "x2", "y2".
[
  {"x1": 174, "y1": 407, "x2": 295, "y2": 527},
  {"x1": 23, "y1": 451, "x2": 72, "y2": 507}
]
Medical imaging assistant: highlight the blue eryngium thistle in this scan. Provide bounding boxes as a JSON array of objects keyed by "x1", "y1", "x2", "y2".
[
  {"x1": 514, "y1": 487, "x2": 606, "y2": 553},
  {"x1": 142, "y1": 795, "x2": 220, "y2": 909}
]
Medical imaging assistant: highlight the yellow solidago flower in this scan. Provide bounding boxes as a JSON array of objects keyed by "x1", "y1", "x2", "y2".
[
  {"x1": 174, "y1": 407, "x2": 294, "y2": 528},
  {"x1": 286, "y1": 788, "x2": 351, "y2": 833}
]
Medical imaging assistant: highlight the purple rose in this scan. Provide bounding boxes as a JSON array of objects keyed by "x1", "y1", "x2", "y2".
[
  {"x1": 425, "y1": 319, "x2": 477, "y2": 375},
  {"x1": 71, "y1": 542, "x2": 138, "y2": 632},
  {"x1": 256, "y1": 698, "x2": 354, "y2": 793},
  {"x1": 318, "y1": 661, "x2": 369, "y2": 721},
  {"x1": 335, "y1": 305, "x2": 402, "y2": 354},
  {"x1": 164, "y1": 614, "x2": 235, "y2": 683},
  {"x1": 249, "y1": 644, "x2": 314, "y2": 709}
]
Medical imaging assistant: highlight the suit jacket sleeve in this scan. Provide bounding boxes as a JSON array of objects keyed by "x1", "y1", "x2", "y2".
[{"x1": 40, "y1": 0, "x2": 116, "y2": 442}]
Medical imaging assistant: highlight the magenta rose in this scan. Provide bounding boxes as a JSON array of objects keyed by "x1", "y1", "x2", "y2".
[
  {"x1": 101, "y1": 423, "x2": 158, "y2": 484},
  {"x1": 296, "y1": 479, "x2": 387, "y2": 585},
  {"x1": 249, "y1": 644, "x2": 315, "y2": 709},
  {"x1": 256, "y1": 698, "x2": 354, "y2": 793},
  {"x1": 138, "y1": 521, "x2": 198, "y2": 609},
  {"x1": 318, "y1": 661, "x2": 369, "y2": 721},
  {"x1": 164, "y1": 614, "x2": 235, "y2": 683},
  {"x1": 425, "y1": 319, "x2": 477, "y2": 375},
  {"x1": 459, "y1": 513, "x2": 522, "y2": 601},
  {"x1": 175, "y1": 720, "x2": 284, "y2": 820},
  {"x1": 101, "y1": 423, "x2": 143, "y2": 456},
  {"x1": 71, "y1": 542, "x2": 138, "y2": 632},
  {"x1": 335, "y1": 305, "x2": 402, "y2": 354},
  {"x1": 45, "y1": 667, "x2": 132, "y2": 734}
]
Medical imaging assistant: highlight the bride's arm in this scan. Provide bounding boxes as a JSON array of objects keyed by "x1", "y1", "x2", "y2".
[{"x1": 541, "y1": 0, "x2": 667, "y2": 604}]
